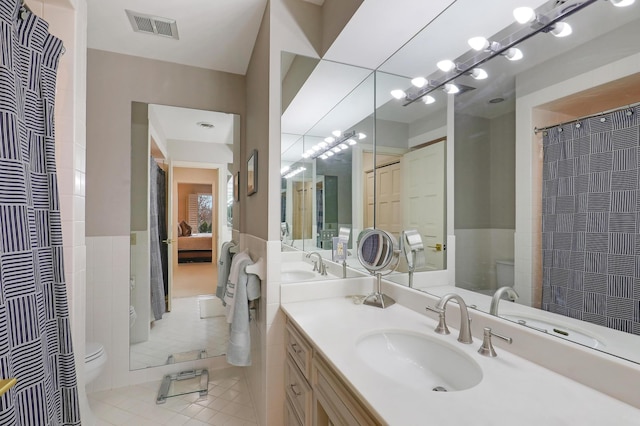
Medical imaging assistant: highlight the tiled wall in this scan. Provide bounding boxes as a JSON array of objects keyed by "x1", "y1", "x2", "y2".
[
  {"x1": 243, "y1": 234, "x2": 284, "y2": 426},
  {"x1": 85, "y1": 236, "x2": 130, "y2": 392}
]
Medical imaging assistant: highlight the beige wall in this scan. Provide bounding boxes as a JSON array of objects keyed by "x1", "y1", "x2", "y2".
[
  {"x1": 86, "y1": 49, "x2": 245, "y2": 237},
  {"x1": 244, "y1": 3, "x2": 271, "y2": 240}
]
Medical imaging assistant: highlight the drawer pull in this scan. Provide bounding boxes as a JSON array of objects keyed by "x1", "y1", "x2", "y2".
[
  {"x1": 290, "y1": 383, "x2": 302, "y2": 396},
  {"x1": 290, "y1": 343, "x2": 303, "y2": 354}
]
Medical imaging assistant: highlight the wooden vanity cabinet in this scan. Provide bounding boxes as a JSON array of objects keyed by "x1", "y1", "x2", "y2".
[
  {"x1": 285, "y1": 322, "x2": 313, "y2": 425},
  {"x1": 285, "y1": 318, "x2": 381, "y2": 426}
]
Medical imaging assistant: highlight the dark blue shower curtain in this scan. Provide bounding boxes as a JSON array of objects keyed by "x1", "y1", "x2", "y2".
[{"x1": 0, "y1": 1, "x2": 80, "y2": 424}]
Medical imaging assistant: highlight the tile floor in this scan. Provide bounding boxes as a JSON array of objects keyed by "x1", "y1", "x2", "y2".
[
  {"x1": 130, "y1": 296, "x2": 229, "y2": 369},
  {"x1": 88, "y1": 367, "x2": 258, "y2": 425}
]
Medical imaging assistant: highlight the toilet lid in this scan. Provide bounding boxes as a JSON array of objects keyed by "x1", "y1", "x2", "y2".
[{"x1": 85, "y1": 342, "x2": 105, "y2": 362}]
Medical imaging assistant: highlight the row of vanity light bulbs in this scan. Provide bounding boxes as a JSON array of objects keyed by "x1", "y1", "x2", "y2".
[
  {"x1": 281, "y1": 130, "x2": 368, "y2": 179},
  {"x1": 302, "y1": 130, "x2": 367, "y2": 160},
  {"x1": 390, "y1": 0, "x2": 636, "y2": 104}
]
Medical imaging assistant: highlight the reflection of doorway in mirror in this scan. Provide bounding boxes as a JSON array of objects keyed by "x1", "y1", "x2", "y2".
[
  {"x1": 174, "y1": 169, "x2": 218, "y2": 299},
  {"x1": 364, "y1": 153, "x2": 403, "y2": 236},
  {"x1": 293, "y1": 180, "x2": 313, "y2": 240},
  {"x1": 404, "y1": 141, "x2": 446, "y2": 270}
]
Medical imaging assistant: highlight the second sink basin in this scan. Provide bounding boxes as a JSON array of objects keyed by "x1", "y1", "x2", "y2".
[
  {"x1": 356, "y1": 330, "x2": 482, "y2": 392},
  {"x1": 503, "y1": 314, "x2": 605, "y2": 349},
  {"x1": 281, "y1": 270, "x2": 318, "y2": 282},
  {"x1": 281, "y1": 261, "x2": 330, "y2": 283}
]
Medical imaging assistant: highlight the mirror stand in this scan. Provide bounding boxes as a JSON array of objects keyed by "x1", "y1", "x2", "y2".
[{"x1": 363, "y1": 273, "x2": 396, "y2": 308}]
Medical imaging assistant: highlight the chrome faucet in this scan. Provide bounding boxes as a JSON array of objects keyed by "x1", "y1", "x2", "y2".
[
  {"x1": 306, "y1": 252, "x2": 327, "y2": 275},
  {"x1": 427, "y1": 293, "x2": 473, "y2": 344},
  {"x1": 490, "y1": 286, "x2": 519, "y2": 316}
]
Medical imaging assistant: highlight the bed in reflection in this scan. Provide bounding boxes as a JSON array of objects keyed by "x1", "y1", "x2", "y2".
[{"x1": 178, "y1": 233, "x2": 213, "y2": 263}]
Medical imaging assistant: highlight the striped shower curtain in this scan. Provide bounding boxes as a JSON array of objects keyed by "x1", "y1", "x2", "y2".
[
  {"x1": 0, "y1": 1, "x2": 80, "y2": 425},
  {"x1": 541, "y1": 105, "x2": 640, "y2": 333}
]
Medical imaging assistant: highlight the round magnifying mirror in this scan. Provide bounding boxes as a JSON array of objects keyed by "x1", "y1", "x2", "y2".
[
  {"x1": 357, "y1": 228, "x2": 399, "y2": 275},
  {"x1": 357, "y1": 229, "x2": 399, "y2": 308}
]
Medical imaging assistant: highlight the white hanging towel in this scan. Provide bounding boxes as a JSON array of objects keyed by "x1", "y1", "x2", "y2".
[
  {"x1": 224, "y1": 249, "x2": 250, "y2": 320},
  {"x1": 216, "y1": 241, "x2": 237, "y2": 302},
  {"x1": 226, "y1": 258, "x2": 261, "y2": 366}
]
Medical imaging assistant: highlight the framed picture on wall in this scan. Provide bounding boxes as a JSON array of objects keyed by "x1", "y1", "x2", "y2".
[
  {"x1": 247, "y1": 149, "x2": 258, "y2": 196},
  {"x1": 234, "y1": 171, "x2": 240, "y2": 201}
]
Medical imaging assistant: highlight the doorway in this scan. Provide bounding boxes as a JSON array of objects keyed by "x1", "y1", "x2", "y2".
[{"x1": 172, "y1": 167, "x2": 219, "y2": 299}]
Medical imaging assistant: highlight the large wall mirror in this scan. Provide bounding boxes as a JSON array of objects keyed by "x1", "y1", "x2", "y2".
[
  {"x1": 130, "y1": 102, "x2": 238, "y2": 369},
  {"x1": 281, "y1": 0, "x2": 640, "y2": 365},
  {"x1": 281, "y1": 55, "x2": 375, "y2": 264},
  {"x1": 376, "y1": 0, "x2": 640, "y2": 364}
]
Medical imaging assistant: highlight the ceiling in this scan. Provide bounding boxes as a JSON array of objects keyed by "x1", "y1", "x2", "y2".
[
  {"x1": 148, "y1": 105, "x2": 235, "y2": 145},
  {"x1": 86, "y1": 0, "x2": 267, "y2": 75}
]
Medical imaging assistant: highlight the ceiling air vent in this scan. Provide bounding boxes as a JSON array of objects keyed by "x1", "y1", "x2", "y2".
[{"x1": 125, "y1": 10, "x2": 179, "y2": 40}]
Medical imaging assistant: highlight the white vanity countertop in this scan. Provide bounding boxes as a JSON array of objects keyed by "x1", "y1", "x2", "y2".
[{"x1": 281, "y1": 297, "x2": 640, "y2": 425}]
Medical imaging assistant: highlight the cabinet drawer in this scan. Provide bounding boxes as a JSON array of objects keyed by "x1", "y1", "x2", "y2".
[
  {"x1": 285, "y1": 355, "x2": 312, "y2": 425},
  {"x1": 313, "y1": 355, "x2": 381, "y2": 426},
  {"x1": 285, "y1": 395, "x2": 303, "y2": 426},
  {"x1": 286, "y1": 321, "x2": 312, "y2": 379}
]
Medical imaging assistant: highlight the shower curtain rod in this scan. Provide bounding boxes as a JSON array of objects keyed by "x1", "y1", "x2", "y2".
[{"x1": 533, "y1": 101, "x2": 640, "y2": 134}]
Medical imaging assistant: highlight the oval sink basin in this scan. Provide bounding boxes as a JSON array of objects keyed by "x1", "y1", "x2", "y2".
[
  {"x1": 356, "y1": 331, "x2": 482, "y2": 392},
  {"x1": 503, "y1": 315, "x2": 605, "y2": 349},
  {"x1": 281, "y1": 270, "x2": 318, "y2": 282}
]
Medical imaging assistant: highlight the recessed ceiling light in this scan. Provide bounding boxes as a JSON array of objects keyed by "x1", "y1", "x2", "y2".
[
  {"x1": 489, "y1": 97, "x2": 505, "y2": 104},
  {"x1": 197, "y1": 121, "x2": 215, "y2": 129}
]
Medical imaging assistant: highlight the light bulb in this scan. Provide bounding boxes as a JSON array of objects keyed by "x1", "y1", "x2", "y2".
[
  {"x1": 513, "y1": 7, "x2": 536, "y2": 24},
  {"x1": 347, "y1": 139, "x2": 357, "y2": 145},
  {"x1": 437, "y1": 59, "x2": 456, "y2": 72},
  {"x1": 311, "y1": 145, "x2": 320, "y2": 151},
  {"x1": 357, "y1": 132, "x2": 366, "y2": 140},
  {"x1": 390, "y1": 89, "x2": 406, "y2": 99},
  {"x1": 324, "y1": 136, "x2": 335, "y2": 143},
  {"x1": 326, "y1": 151, "x2": 334, "y2": 157},
  {"x1": 302, "y1": 153, "x2": 310, "y2": 158},
  {"x1": 422, "y1": 95, "x2": 435, "y2": 105},
  {"x1": 550, "y1": 22, "x2": 572, "y2": 37},
  {"x1": 504, "y1": 47, "x2": 523, "y2": 61},
  {"x1": 320, "y1": 154, "x2": 328, "y2": 160},
  {"x1": 470, "y1": 68, "x2": 488, "y2": 80},
  {"x1": 411, "y1": 77, "x2": 428, "y2": 88},
  {"x1": 443, "y1": 84, "x2": 460, "y2": 94},
  {"x1": 339, "y1": 143, "x2": 348, "y2": 150},
  {"x1": 332, "y1": 147, "x2": 342, "y2": 153},
  {"x1": 332, "y1": 130, "x2": 342, "y2": 137},
  {"x1": 468, "y1": 36, "x2": 489, "y2": 51},
  {"x1": 319, "y1": 141, "x2": 328, "y2": 148},
  {"x1": 611, "y1": 0, "x2": 635, "y2": 6},
  {"x1": 281, "y1": 166, "x2": 290, "y2": 174}
]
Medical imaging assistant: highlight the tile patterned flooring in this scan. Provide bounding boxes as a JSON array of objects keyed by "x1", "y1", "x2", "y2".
[
  {"x1": 89, "y1": 368, "x2": 258, "y2": 425},
  {"x1": 129, "y1": 296, "x2": 229, "y2": 370}
]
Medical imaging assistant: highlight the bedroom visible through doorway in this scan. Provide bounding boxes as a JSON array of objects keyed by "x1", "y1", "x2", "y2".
[{"x1": 173, "y1": 168, "x2": 219, "y2": 299}]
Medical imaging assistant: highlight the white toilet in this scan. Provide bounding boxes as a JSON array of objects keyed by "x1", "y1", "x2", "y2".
[
  {"x1": 84, "y1": 342, "x2": 107, "y2": 385},
  {"x1": 496, "y1": 260, "x2": 515, "y2": 288}
]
